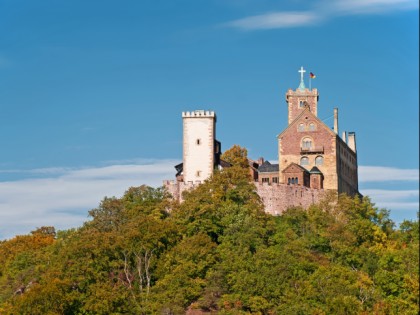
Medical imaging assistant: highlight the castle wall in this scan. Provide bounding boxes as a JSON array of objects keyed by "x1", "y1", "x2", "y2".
[
  {"x1": 163, "y1": 180, "x2": 203, "y2": 203},
  {"x1": 254, "y1": 182, "x2": 326, "y2": 215},
  {"x1": 163, "y1": 180, "x2": 326, "y2": 215}
]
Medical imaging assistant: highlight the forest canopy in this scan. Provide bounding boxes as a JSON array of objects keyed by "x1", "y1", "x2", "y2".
[{"x1": 0, "y1": 147, "x2": 418, "y2": 314}]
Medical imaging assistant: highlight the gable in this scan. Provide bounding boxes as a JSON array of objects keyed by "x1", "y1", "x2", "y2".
[
  {"x1": 282, "y1": 163, "x2": 309, "y2": 174},
  {"x1": 277, "y1": 107, "x2": 337, "y2": 139}
]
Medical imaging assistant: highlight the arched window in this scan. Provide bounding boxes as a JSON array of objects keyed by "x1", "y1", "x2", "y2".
[
  {"x1": 295, "y1": 177, "x2": 298, "y2": 185},
  {"x1": 309, "y1": 123, "x2": 316, "y2": 131},
  {"x1": 298, "y1": 123, "x2": 305, "y2": 132},
  {"x1": 300, "y1": 157, "x2": 309, "y2": 166},
  {"x1": 299, "y1": 100, "x2": 305, "y2": 108},
  {"x1": 302, "y1": 137, "x2": 312, "y2": 150},
  {"x1": 315, "y1": 156, "x2": 324, "y2": 166},
  {"x1": 288, "y1": 178, "x2": 291, "y2": 184}
]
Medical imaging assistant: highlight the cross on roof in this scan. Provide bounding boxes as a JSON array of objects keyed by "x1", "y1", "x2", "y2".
[{"x1": 298, "y1": 66, "x2": 306, "y2": 83}]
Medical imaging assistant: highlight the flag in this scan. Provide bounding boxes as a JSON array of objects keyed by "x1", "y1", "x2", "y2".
[{"x1": 310, "y1": 72, "x2": 316, "y2": 79}]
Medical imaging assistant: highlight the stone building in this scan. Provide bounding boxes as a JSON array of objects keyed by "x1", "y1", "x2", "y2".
[
  {"x1": 277, "y1": 67, "x2": 359, "y2": 196},
  {"x1": 164, "y1": 67, "x2": 359, "y2": 213}
]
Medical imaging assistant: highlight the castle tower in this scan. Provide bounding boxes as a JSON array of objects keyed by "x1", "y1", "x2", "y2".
[
  {"x1": 285, "y1": 66, "x2": 319, "y2": 124},
  {"x1": 182, "y1": 110, "x2": 218, "y2": 183},
  {"x1": 278, "y1": 66, "x2": 359, "y2": 196}
]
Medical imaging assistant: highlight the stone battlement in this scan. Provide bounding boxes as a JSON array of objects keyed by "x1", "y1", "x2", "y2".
[
  {"x1": 182, "y1": 110, "x2": 215, "y2": 118},
  {"x1": 286, "y1": 88, "x2": 318, "y2": 97}
]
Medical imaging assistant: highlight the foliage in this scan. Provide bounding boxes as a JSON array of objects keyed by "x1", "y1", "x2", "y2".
[
  {"x1": 221, "y1": 144, "x2": 249, "y2": 169},
  {"x1": 0, "y1": 151, "x2": 418, "y2": 314}
]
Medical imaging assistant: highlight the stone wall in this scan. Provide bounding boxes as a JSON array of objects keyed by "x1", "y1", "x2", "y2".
[
  {"x1": 163, "y1": 180, "x2": 326, "y2": 215},
  {"x1": 163, "y1": 180, "x2": 202, "y2": 203},
  {"x1": 254, "y1": 182, "x2": 326, "y2": 215}
]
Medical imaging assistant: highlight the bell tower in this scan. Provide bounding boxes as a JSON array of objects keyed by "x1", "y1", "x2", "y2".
[{"x1": 285, "y1": 66, "x2": 319, "y2": 124}]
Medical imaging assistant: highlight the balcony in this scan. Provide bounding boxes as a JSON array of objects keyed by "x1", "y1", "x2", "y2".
[{"x1": 300, "y1": 146, "x2": 324, "y2": 154}]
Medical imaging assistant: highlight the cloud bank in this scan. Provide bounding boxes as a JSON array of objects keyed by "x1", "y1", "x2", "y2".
[
  {"x1": 226, "y1": 0, "x2": 418, "y2": 30},
  {"x1": 359, "y1": 165, "x2": 419, "y2": 182},
  {"x1": 0, "y1": 160, "x2": 177, "y2": 240},
  {"x1": 0, "y1": 162, "x2": 417, "y2": 240}
]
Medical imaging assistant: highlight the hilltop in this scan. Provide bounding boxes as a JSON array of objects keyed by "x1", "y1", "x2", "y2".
[{"x1": 0, "y1": 152, "x2": 418, "y2": 314}]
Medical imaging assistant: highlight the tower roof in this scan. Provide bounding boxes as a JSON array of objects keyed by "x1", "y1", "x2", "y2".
[{"x1": 309, "y1": 166, "x2": 323, "y2": 174}]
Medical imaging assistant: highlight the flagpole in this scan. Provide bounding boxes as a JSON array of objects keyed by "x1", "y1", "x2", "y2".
[{"x1": 309, "y1": 77, "x2": 311, "y2": 91}]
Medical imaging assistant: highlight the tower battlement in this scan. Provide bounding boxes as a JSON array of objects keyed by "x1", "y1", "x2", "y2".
[
  {"x1": 182, "y1": 110, "x2": 216, "y2": 119},
  {"x1": 286, "y1": 88, "x2": 318, "y2": 98}
]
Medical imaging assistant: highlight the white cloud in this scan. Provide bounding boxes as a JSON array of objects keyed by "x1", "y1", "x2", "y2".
[
  {"x1": 359, "y1": 166, "x2": 419, "y2": 182},
  {"x1": 333, "y1": 0, "x2": 419, "y2": 14},
  {"x1": 225, "y1": 0, "x2": 418, "y2": 30},
  {"x1": 227, "y1": 11, "x2": 320, "y2": 30},
  {"x1": 0, "y1": 160, "x2": 177, "y2": 240},
  {"x1": 361, "y1": 189, "x2": 419, "y2": 211}
]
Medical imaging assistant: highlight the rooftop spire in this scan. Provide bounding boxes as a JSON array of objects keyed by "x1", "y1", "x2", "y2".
[{"x1": 298, "y1": 66, "x2": 306, "y2": 90}]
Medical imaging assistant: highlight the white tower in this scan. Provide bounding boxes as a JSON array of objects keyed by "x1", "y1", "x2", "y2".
[{"x1": 182, "y1": 110, "x2": 217, "y2": 183}]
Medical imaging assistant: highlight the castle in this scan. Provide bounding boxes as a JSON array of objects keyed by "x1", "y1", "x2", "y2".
[{"x1": 164, "y1": 67, "x2": 359, "y2": 215}]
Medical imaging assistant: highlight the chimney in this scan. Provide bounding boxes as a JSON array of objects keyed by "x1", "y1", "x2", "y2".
[
  {"x1": 342, "y1": 131, "x2": 347, "y2": 143},
  {"x1": 333, "y1": 108, "x2": 339, "y2": 134},
  {"x1": 347, "y1": 132, "x2": 356, "y2": 153}
]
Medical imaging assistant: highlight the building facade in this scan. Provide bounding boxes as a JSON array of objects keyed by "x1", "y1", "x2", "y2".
[{"x1": 277, "y1": 68, "x2": 358, "y2": 196}]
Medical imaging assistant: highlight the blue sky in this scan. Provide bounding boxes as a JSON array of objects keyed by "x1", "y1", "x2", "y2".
[{"x1": 0, "y1": 0, "x2": 418, "y2": 239}]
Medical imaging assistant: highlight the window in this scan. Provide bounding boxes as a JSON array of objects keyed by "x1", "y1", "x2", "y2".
[
  {"x1": 262, "y1": 178, "x2": 269, "y2": 183},
  {"x1": 299, "y1": 100, "x2": 305, "y2": 108},
  {"x1": 302, "y1": 137, "x2": 312, "y2": 150},
  {"x1": 315, "y1": 156, "x2": 324, "y2": 166},
  {"x1": 309, "y1": 123, "x2": 316, "y2": 131},
  {"x1": 300, "y1": 156, "x2": 309, "y2": 166},
  {"x1": 196, "y1": 170, "x2": 201, "y2": 177},
  {"x1": 196, "y1": 139, "x2": 201, "y2": 145},
  {"x1": 272, "y1": 177, "x2": 278, "y2": 183},
  {"x1": 298, "y1": 123, "x2": 305, "y2": 132}
]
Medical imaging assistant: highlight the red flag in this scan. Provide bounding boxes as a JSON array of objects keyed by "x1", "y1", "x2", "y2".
[{"x1": 310, "y1": 72, "x2": 316, "y2": 79}]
